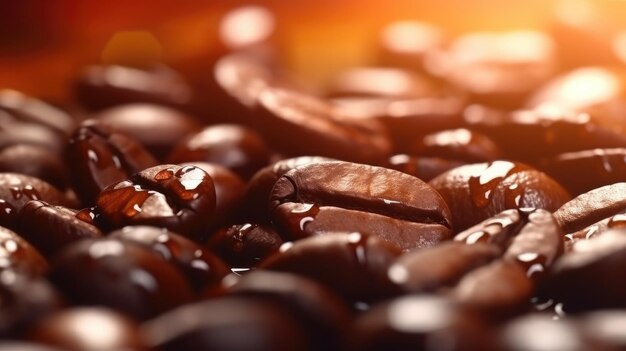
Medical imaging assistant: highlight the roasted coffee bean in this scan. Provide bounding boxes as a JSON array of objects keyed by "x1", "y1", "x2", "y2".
[
  {"x1": 547, "y1": 229, "x2": 626, "y2": 312},
  {"x1": 74, "y1": 65, "x2": 193, "y2": 111},
  {"x1": 387, "y1": 154, "x2": 464, "y2": 182},
  {"x1": 326, "y1": 67, "x2": 439, "y2": 99},
  {"x1": 453, "y1": 260, "x2": 534, "y2": 318},
  {"x1": 455, "y1": 209, "x2": 524, "y2": 249},
  {"x1": 387, "y1": 241, "x2": 500, "y2": 293},
  {"x1": 26, "y1": 308, "x2": 146, "y2": 351},
  {"x1": 270, "y1": 161, "x2": 452, "y2": 251},
  {"x1": 49, "y1": 238, "x2": 193, "y2": 320},
  {"x1": 96, "y1": 164, "x2": 216, "y2": 241},
  {"x1": 225, "y1": 270, "x2": 352, "y2": 351},
  {"x1": 206, "y1": 223, "x2": 283, "y2": 268},
  {"x1": 260, "y1": 233, "x2": 401, "y2": 302},
  {"x1": 564, "y1": 211, "x2": 626, "y2": 252},
  {"x1": 348, "y1": 295, "x2": 496, "y2": 351},
  {"x1": 442, "y1": 31, "x2": 556, "y2": 108},
  {"x1": 95, "y1": 104, "x2": 201, "y2": 159},
  {"x1": 181, "y1": 162, "x2": 245, "y2": 227},
  {"x1": 429, "y1": 161, "x2": 570, "y2": 231},
  {"x1": 581, "y1": 311, "x2": 626, "y2": 349},
  {"x1": 66, "y1": 120, "x2": 157, "y2": 205},
  {"x1": 17, "y1": 200, "x2": 103, "y2": 258},
  {"x1": 410, "y1": 128, "x2": 502, "y2": 162},
  {"x1": 0, "y1": 145, "x2": 67, "y2": 189},
  {"x1": 542, "y1": 148, "x2": 626, "y2": 197},
  {"x1": 0, "y1": 226, "x2": 47, "y2": 276},
  {"x1": 377, "y1": 21, "x2": 449, "y2": 74},
  {"x1": 0, "y1": 90, "x2": 75, "y2": 154},
  {"x1": 110, "y1": 226, "x2": 229, "y2": 292},
  {"x1": 464, "y1": 104, "x2": 626, "y2": 163},
  {"x1": 554, "y1": 183, "x2": 626, "y2": 234},
  {"x1": 0, "y1": 272, "x2": 62, "y2": 338},
  {"x1": 141, "y1": 297, "x2": 310, "y2": 351},
  {"x1": 243, "y1": 156, "x2": 334, "y2": 223}
]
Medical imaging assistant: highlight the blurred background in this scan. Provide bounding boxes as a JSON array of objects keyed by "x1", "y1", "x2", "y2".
[{"x1": 1, "y1": 0, "x2": 626, "y2": 102}]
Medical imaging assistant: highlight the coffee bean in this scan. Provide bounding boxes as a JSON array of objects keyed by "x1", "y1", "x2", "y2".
[
  {"x1": 410, "y1": 128, "x2": 502, "y2": 162},
  {"x1": 0, "y1": 145, "x2": 67, "y2": 190},
  {"x1": 387, "y1": 154, "x2": 464, "y2": 181},
  {"x1": 206, "y1": 223, "x2": 283, "y2": 268},
  {"x1": 554, "y1": 183, "x2": 626, "y2": 233}
]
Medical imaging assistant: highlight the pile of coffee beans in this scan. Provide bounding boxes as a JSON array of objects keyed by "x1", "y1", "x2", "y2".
[{"x1": 3, "y1": 4, "x2": 626, "y2": 351}]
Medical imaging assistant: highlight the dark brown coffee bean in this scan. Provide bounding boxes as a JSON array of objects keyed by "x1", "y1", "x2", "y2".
[
  {"x1": 564, "y1": 211, "x2": 626, "y2": 252},
  {"x1": 26, "y1": 308, "x2": 146, "y2": 351},
  {"x1": 453, "y1": 260, "x2": 534, "y2": 318},
  {"x1": 168, "y1": 125, "x2": 271, "y2": 179},
  {"x1": 225, "y1": 270, "x2": 351, "y2": 350},
  {"x1": 17, "y1": 200, "x2": 102, "y2": 258},
  {"x1": 141, "y1": 297, "x2": 310, "y2": 351},
  {"x1": 348, "y1": 295, "x2": 496, "y2": 351},
  {"x1": 243, "y1": 156, "x2": 334, "y2": 223},
  {"x1": 455, "y1": 209, "x2": 524, "y2": 249},
  {"x1": 74, "y1": 65, "x2": 193, "y2": 111},
  {"x1": 95, "y1": 104, "x2": 201, "y2": 159},
  {"x1": 66, "y1": 120, "x2": 157, "y2": 205},
  {"x1": 260, "y1": 233, "x2": 402, "y2": 302},
  {"x1": 442, "y1": 31, "x2": 556, "y2": 108},
  {"x1": 542, "y1": 148, "x2": 626, "y2": 196},
  {"x1": 0, "y1": 272, "x2": 62, "y2": 339},
  {"x1": 270, "y1": 161, "x2": 452, "y2": 251},
  {"x1": 181, "y1": 162, "x2": 245, "y2": 227},
  {"x1": 0, "y1": 225, "x2": 47, "y2": 276},
  {"x1": 326, "y1": 67, "x2": 439, "y2": 99},
  {"x1": 0, "y1": 90, "x2": 75, "y2": 154},
  {"x1": 387, "y1": 241, "x2": 500, "y2": 293},
  {"x1": 96, "y1": 164, "x2": 216, "y2": 241},
  {"x1": 554, "y1": 183, "x2": 626, "y2": 234},
  {"x1": 411, "y1": 128, "x2": 503, "y2": 162},
  {"x1": 206, "y1": 223, "x2": 282, "y2": 268},
  {"x1": 49, "y1": 238, "x2": 193, "y2": 320},
  {"x1": 547, "y1": 229, "x2": 626, "y2": 312},
  {"x1": 429, "y1": 161, "x2": 570, "y2": 231},
  {"x1": 0, "y1": 145, "x2": 67, "y2": 189},
  {"x1": 110, "y1": 226, "x2": 229, "y2": 292},
  {"x1": 387, "y1": 154, "x2": 464, "y2": 182}
]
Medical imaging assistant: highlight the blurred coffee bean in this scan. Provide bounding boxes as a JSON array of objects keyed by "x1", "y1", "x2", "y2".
[
  {"x1": 206, "y1": 223, "x2": 282, "y2": 268},
  {"x1": 0, "y1": 145, "x2": 67, "y2": 189}
]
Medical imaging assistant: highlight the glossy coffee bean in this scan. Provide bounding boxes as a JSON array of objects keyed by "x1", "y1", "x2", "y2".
[
  {"x1": 0, "y1": 272, "x2": 62, "y2": 338},
  {"x1": 348, "y1": 295, "x2": 496, "y2": 351},
  {"x1": 207, "y1": 223, "x2": 283, "y2": 268},
  {"x1": 0, "y1": 173, "x2": 75, "y2": 230},
  {"x1": 48, "y1": 238, "x2": 193, "y2": 320},
  {"x1": 110, "y1": 226, "x2": 229, "y2": 291},
  {"x1": 0, "y1": 90, "x2": 75, "y2": 154},
  {"x1": 410, "y1": 128, "x2": 502, "y2": 162},
  {"x1": 554, "y1": 183, "x2": 626, "y2": 233},
  {"x1": 96, "y1": 103, "x2": 201, "y2": 159},
  {"x1": 243, "y1": 156, "x2": 334, "y2": 223},
  {"x1": 541, "y1": 148, "x2": 626, "y2": 196},
  {"x1": 225, "y1": 271, "x2": 352, "y2": 351},
  {"x1": 96, "y1": 164, "x2": 216, "y2": 241},
  {"x1": 547, "y1": 229, "x2": 626, "y2": 312},
  {"x1": 429, "y1": 161, "x2": 570, "y2": 231},
  {"x1": 0, "y1": 145, "x2": 67, "y2": 189},
  {"x1": 387, "y1": 241, "x2": 500, "y2": 294},
  {"x1": 387, "y1": 154, "x2": 464, "y2": 182},
  {"x1": 181, "y1": 162, "x2": 245, "y2": 227},
  {"x1": 464, "y1": 104, "x2": 626, "y2": 163},
  {"x1": 564, "y1": 210, "x2": 626, "y2": 252},
  {"x1": 0, "y1": 226, "x2": 47, "y2": 276},
  {"x1": 260, "y1": 233, "x2": 402, "y2": 302},
  {"x1": 442, "y1": 31, "x2": 556, "y2": 108},
  {"x1": 326, "y1": 67, "x2": 439, "y2": 99},
  {"x1": 168, "y1": 124, "x2": 271, "y2": 179},
  {"x1": 17, "y1": 200, "x2": 103, "y2": 258},
  {"x1": 66, "y1": 120, "x2": 157, "y2": 205},
  {"x1": 74, "y1": 65, "x2": 193, "y2": 111},
  {"x1": 270, "y1": 161, "x2": 453, "y2": 251},
  {"x1": 142, "y1": 297, "x2": 310, "y2": 351},
  {"x1": 26, "y1": 308, "x2": 146, "y2": 351},
  {"x1": 455, "y1": 209, "x2": 524, "y2": 249}
]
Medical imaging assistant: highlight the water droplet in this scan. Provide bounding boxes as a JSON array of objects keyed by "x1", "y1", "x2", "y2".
[
  {"x1": 154, "y1": 168, "x2": 174, "y2": 181},
  {"x1": 468, "y1": 161, "x2": 521, "y2": 208}
]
